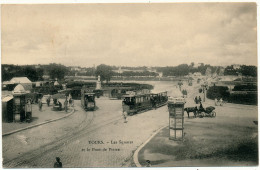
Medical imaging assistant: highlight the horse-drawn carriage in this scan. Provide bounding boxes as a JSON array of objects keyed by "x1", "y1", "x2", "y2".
[
  {"x1": 184, "y1": 106, "x2": 216, "y2": 118},
  {"x1": 197, "y1": 106, "x2": 216, "y2": 118}
]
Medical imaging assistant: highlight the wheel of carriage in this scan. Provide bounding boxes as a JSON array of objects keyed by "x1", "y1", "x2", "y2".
[{"x1": 211, "y1": 111, "x2": 216, "y2": 117}]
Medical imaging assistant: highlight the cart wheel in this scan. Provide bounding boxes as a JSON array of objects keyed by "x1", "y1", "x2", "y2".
[{"x1": 212, "y1": 111, "x2": 216, "y2": 117}]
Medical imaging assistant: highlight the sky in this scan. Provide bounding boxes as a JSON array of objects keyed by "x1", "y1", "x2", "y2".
[{"x1": 1, "y1": 3, "x2": 257, "y2": 67}]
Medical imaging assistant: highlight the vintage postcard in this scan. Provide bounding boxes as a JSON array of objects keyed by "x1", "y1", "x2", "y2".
[{"x1": 1, "y1": 2, "x2": 258, "y2": 169}]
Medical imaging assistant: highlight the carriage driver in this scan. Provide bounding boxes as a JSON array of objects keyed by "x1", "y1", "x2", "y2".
[{"x1": 199, "y1": 102, "x2": 205, "y2": 112}]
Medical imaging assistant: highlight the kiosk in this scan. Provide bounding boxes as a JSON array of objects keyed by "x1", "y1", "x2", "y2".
[
  {"x1": 12, "y1": 84, "x2": 27, "y2": 122},
  {"x1": 168, "y1": 97, "x2": 185, "y2": 141}
]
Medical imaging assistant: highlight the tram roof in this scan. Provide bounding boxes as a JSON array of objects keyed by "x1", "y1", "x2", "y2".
[
  {"x1": 122, "y1": 93, "x2": 150, "y2": 98},
  {"x1": 84, "y1": 92, "x2": 95, "y2": 95},
  {"x1": 150, "y1": 91, "x2": 167, "y2": 95}
]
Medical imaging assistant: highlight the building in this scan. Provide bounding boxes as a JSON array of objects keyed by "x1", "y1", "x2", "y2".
[
  {"x1": 193, "y1": 72, "x2": 202, "y2": 77},
  {"x1": 70, "y1": 66, "x2": 81, "y2": 71},
  {"x1": 2, "y1": 96, "x2": 14, "y2": 122},
  {"x1": 233, "y1": 64, "x2": 241, "y2": 70},
  {"x1": 9, "y1": 77, "x2": 32, "y2": 91}
]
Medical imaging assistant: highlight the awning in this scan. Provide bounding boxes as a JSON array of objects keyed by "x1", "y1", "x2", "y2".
[{"x1": 2, "y1": 96, "x2": 13, "y2": 102}]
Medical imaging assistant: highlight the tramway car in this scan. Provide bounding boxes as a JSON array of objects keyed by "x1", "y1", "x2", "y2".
[
  {"x1": 122, "y1": 91, "x2": 152, "y2": 115},
  {"x1": 122, "y1": 90, "x2": 168, "y2": 115},
  {"x1": 81, "y1": 90, "x2": 96, "y2": 111},
  {"x1": 150, "y1": 91, "x2": 168, "y2": 108},
  {"x1": 111, "y1": 89, "x2": 127, "y2": 99}
]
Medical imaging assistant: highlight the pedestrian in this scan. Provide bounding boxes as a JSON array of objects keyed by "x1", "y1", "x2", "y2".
[
  {"x1": 199, "y1": 102, "x2": 204, "y2": 112},
  {"x1": 146, "y1": 160, "x2": 152, "y2": 167},
  {"x1": 220, "y1": 98, "x2": 223, "y2": 106},
  {"x1": 122, "y1": 111, "x2": 127, "y2": 123},
  {"x1": 47, "y1": 98, "x2": 50, "y2": 107},
  {"x1": 54, "y1": 157, "x2": 62, "y2": 168},
  {"x1": 215, "y1": 98, "x2": 218, "y2": 106},
  {"x1": 54, "y1": 98, "x2": 58, "y2": 105},
  {"x1": 71, "y1": 99, "x2": 74, "y2": 107},
  {"x1": 195, "y1": 96, "x2": 198, "y2": 104},
  {"x1": 25, "y1": 99, "x2": 32, "y2": 123},
  {"x1": 64, "y1": 100, "x2": 68, "y2": 112},
  {"x1": 58, "y1": 101, "x2": 62, "y2": 111},
  {"x1": 38, "y1": 99, "x2": 42, "y2": 111},
  {"x1": 69, "y1": 98, "x2": 72, "y2": 107},
  {"x1": 198, "y1": 96, "x2": 202, "y2": 103}
]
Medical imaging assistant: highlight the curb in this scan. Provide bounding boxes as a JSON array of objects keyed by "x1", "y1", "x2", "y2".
[
  {"x1": 2, "y1": 108, "x2": 75, "y2": 137},
  {"x1": 133, "y1": 125, "x2": 168, "y2": 167}
]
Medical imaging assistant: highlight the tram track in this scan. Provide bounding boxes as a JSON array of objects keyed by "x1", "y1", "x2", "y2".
[
  {"x1": 3, "y1": 105, "x2": 92, "y2": 167},
  {"x1": 3, "y1": 107, "x2": 124, "y2": 168}
]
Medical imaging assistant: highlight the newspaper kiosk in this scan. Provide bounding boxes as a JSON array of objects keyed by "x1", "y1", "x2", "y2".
[{"x1": 168, "y1": 97, "x2": 185, "y2": 141}]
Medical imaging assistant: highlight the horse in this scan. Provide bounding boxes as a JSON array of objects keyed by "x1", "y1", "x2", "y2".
[{"x1": 184, "y1": 107, "x2": 198, "y2": 118}]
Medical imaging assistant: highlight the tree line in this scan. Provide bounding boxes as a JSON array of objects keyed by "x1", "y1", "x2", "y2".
[
  {"x1": 2, "y1": 63, "x2": 257, "y2": 83},
  {"x1": 2, "y1": 63, "x2": 68, "y2": 82},
  {"x1": 224, "y1": 65, "x2": 257, "y2": 77},
  {"x1": 2, "y1": 65, "x2": 44, "y2": 82}
]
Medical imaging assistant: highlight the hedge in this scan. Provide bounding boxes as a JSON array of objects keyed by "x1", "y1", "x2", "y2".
[
  {"x1": 206, "y1": 86, "x2": 230, "y2": 100},
  {"x1": 207, "y1": 85, "x2": 257, "y2": 105},
  {"x1": 233, "y1": 84, "x2": 257, "y2": 91},
  {"x1": 228, "y1": 93, "x2": 257, "y2": 105}
]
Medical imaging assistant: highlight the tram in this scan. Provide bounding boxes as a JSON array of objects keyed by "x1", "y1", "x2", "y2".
[
  {"x1": 122, "y1": 90, "x2": 168, "y2": 115},
  {"x1": 150, "y1": 91, "x2": 168, "y2": 108},
  {"x1": 122, "y1": 92, "x2": 152, "y2": 115},
  {"x1": 81, "y1": 89, "x2": 96, "y2": 111},
  {"x1": 111, "y1": 89, "x2": 127, "y2": 99}
]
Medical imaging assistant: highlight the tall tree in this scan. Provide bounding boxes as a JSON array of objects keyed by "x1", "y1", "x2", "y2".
[
  {"x1": 23, "y1": 66, "x2": 38, "y2": 81},
  {"x1": 95, "y1": 64, "x2": 113, "y2": 83},
  {"x1": 240, "y1": 65, "x2": 257, "y2": 77},
  {"x1": 47, "y1": 63, "x2": 68, "y2": 80}
]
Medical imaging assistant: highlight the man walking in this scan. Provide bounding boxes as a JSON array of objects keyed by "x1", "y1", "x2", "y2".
[
  {"x1": 25, "y1": 99, "x2": 32, "y2": 123},
  {"x1": 38, "y1": 98, "x2": 42, "y2": 111},
  {"x1": 122, "y1": 111, "x2": 127, "y2": 123},
  {"x1": 47, "y1": 97, "x2": 50, "y2": 107}
]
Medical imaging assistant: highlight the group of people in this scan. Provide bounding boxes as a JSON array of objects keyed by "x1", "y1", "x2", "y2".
[
  {"x1": 53, "y1": 98, "x2": 63, "y2": 111},
  {"x1": 194, "y1": 96, "x2": 202, "y2": 104},
  {"x1": 38, "y1": 94, "x2": 74, "y2": 112},
  {"x1": 215, "y1": 98, "x2": 224, "y2": 106},
  {"x1": 182, "y1": 89, "x2": 188, "y2": 97}
]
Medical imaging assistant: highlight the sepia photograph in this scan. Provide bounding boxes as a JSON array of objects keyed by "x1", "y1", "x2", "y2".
[{"x1": 1, "y1": 2, "x2": 258, "y2": 168}]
